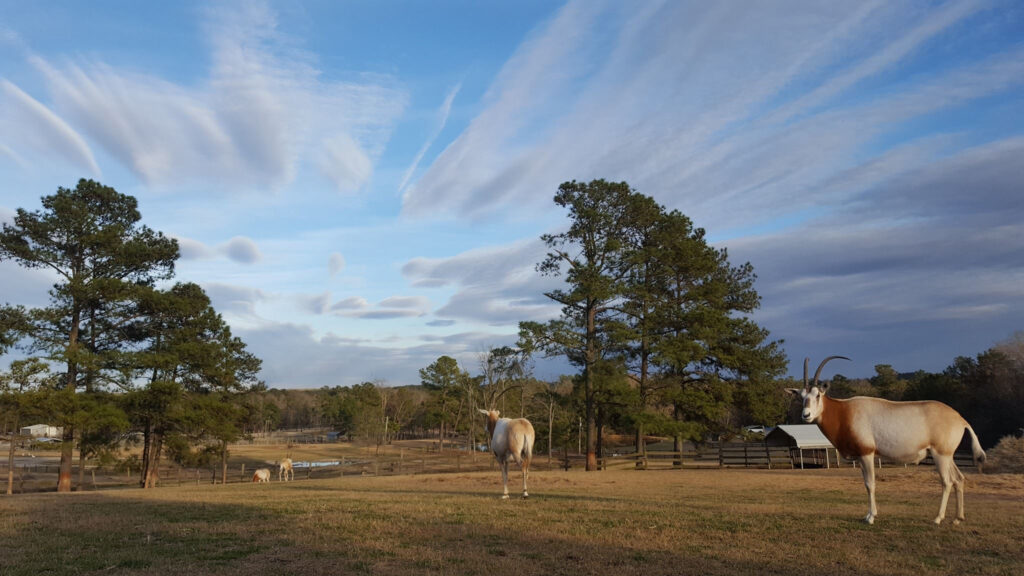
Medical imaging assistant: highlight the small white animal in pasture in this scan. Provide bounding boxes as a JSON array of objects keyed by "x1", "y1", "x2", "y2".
[
  {"x1": 479, "y1": 409, "x2": 535, "y2": 499},
  {"x1": 278, "y1": 458, "x2": 294, "y2": 482},
  {"x1": 252, "y1": 468, "x2": 271, "y2": 483},
  {"x1": 787, "y1": 356, "x2": 986, "y2": 525}
]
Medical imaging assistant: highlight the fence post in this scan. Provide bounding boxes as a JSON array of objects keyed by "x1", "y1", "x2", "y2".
[
  {"x1": 240, "y1": 463, "x2": 246, "y2": 482},
  {"x1": 399, "y1": 449, "x2": 403, "y2": 474}
]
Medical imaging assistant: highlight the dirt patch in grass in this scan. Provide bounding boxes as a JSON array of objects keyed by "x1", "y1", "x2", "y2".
[{"x1": 1, "y1": 467, "x2": 1021, "y2": 575}]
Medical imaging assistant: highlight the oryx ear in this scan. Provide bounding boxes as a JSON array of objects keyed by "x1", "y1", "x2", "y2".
[
  {"x1": 819, "y1": 382, "x2": 830, "y2": 394},
  {"x1": 785, "y1": 388, "x2": 802, "y2": 397}
]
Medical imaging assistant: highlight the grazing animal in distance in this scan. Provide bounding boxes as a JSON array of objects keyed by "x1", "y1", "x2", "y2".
[
  {"x1": 252, "y1": 468, "x2": 271, "y2": 483},
  {"x1": 479, "y1": 409, "x2": 535, "y2": 499},
  {"x1": 787, "y1": 356, "x2": 986, "y2": 525},
  {"x1": 279, "y1": 458, "x2": 294, "y2": 482}
]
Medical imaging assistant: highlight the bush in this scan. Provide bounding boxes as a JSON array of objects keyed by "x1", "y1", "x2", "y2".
[{"x1": 986, "y1": 435, "x2": 1024, "y2": 474}]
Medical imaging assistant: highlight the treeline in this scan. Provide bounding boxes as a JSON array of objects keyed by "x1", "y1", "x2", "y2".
[{"x1": 0, "y1": 180, "x2": 267, "y2": 492}]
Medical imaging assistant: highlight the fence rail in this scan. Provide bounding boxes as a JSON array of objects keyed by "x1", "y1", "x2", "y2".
[{"x1": 0, "y1": 441, "x2": 981, "y2": 495}]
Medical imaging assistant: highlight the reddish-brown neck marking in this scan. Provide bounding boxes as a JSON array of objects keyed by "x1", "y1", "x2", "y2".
[
  {"x1": 818, "y1": 395, "x2": 872, "y2": 458},
  {"x1": 485, "y1": 410, "x2": 499, "y2": 437}
]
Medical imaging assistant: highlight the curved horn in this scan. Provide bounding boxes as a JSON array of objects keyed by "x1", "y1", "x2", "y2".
[
  {"x1": 803, "y1": 357, "x2": 810, "y2": 389},
  {"x1": 813, "y1": 356, "x2": 851, "y2": 387}
]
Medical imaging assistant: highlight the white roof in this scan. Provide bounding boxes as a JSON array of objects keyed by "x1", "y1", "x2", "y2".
[{"x1": 772, "y1": 425, "x2": 835, "y2": 449}]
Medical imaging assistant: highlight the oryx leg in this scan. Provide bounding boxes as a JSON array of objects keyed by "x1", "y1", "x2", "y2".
[
  {"x1": 953, "y1": 463, "x2": 965, "y2": 524},
  {"x1": 500, "y1": 457, "x2": 510, "y2": 500},
  {"x1": 521, "y1": 454, "x2": 530, "y2": 499},
  {"x1": 932, "y1": 452, "x2": 957, "y2": 525},
  {"x1": 858, "y1": 454, "x2": 878, "y2": 525},
  {"x1": 509, "y1": 450, "x2": 528, "y2": 499}
]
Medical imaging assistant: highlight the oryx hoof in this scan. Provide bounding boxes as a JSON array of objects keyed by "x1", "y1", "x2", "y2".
[
  {"x1": 522, "y1": 492, "x2": 529, "y2": 499},
  {"x1": 500, "y1": 494, "x2": 510, "y2": 500},
  {"x1": 863, "y1": 514, "x2": 875, "y2": 525}
]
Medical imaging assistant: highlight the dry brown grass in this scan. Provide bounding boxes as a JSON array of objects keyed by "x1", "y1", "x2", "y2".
[
  {"x1": 985, "y1": 436, "x2": 1024, "y2": 474},
  {"x1": 1, "y1": 466, "x2": 1022, "y2": 576}
]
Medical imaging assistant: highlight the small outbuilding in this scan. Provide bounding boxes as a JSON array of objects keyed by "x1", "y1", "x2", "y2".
[
  {"x1": 20, "y1": 424, "x2": 63, "y2": 438},
  {"x1": 766, "y1": 424, "x2": 846, "y2": 469}
]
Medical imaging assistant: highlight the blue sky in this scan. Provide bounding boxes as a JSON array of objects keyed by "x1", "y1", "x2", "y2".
[{"x1": 2, "y1": 0, "x2": 1023, "y2": 388}]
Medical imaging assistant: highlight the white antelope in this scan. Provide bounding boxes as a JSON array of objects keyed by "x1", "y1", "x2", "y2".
[
  {"x1": 252, "y1": 468, "x2": 271, "y2": 483},
  {"x1": 479, "y1": 409, "x2": 535, "y2": 499},
  {"x1": 788, "y1": 356, "x2": 986, "y2": 525},
  {"x1": 278, "y1": 458, "x2": 294, "y2": 482}
]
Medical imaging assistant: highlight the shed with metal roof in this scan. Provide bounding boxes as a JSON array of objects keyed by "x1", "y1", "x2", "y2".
[{"x1": 766, "y1": 424, "x2": 845, "y2": 469}]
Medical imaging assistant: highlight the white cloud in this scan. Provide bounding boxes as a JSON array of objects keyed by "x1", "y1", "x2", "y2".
[
  {"x1": 378, "y1": 296, "x2": 429, "y2": 309},
  {"x1": 398, "y1": 82, "x2": 461, "y2": 193},
  {"x1": 235, "y1": 322, "x2": 534, "y2": 387},
  {"x1": 319, "y1": 134, "x2": 373, "y2": 194},
  {"x1": 402, "y1": 0, "x2": 1016, "y2": 232},
  {"x1": 330, "y1": 296, "x2": 368, "y2": 311},
  {"x1": 174, "y1": 235, "x2": 262, "y2": 264},
  {"x1": 328, "y1": 252, "x2": 346, "y2": 276},
  {"x1": 0, "y1": 79, "x2": 100, "y2": 175},
  {"x1": 402, "y1": 239, "x2": 562, "y2": 326},
  {"x1": 327, "y1": 294, "x2": 431, "y2": 319},
  {"x1": 223, "y1": 236, "x2": 262, "y2": 264},
  {"x1": 299, "y1": 291, "x2": 331, "y2": 315},
  {"x1": 203, "y1": 282, "x2": 267, "y2": 319},
  {"x1": 17, "y1": 0, "x2": 405, "y2": 193}
]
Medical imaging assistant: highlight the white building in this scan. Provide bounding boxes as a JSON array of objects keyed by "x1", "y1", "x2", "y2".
[{"x1": 20, "y1": 424, "x2": 63, "y2": 438}]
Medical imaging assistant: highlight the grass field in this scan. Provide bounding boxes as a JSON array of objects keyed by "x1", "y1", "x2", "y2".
[{"x1": 1, "y1": 466, "x2": 1021, "y2": 575}]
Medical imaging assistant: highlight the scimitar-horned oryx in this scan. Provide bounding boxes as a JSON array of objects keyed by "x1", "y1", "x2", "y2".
[
  {"x1": 787, "y1": 356, "x2": 986, "y2": 525},
  {"x1": 479, "y1": 409, "x2": 535, "y2": 499}
]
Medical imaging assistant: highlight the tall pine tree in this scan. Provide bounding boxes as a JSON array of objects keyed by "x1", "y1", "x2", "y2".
[{"x1": 0, "y1": 179, "x2": 178, "y2": 491}]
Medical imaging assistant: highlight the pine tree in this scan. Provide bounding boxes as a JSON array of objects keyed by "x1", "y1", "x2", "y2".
[{"x1": 0, "y1": 179, "x2": 178, "y2": 491}]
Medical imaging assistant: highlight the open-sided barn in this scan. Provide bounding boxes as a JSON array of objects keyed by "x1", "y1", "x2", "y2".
[{"x1": 766, "y1": 425, "x2": 844, "y2": 469}]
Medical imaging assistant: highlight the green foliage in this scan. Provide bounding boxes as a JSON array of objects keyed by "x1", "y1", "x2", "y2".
[
  {"x1": 870, "y1": 364, "x2": 906, "y2": 400},
  {"x1": 0, "y1": 180, "x2": 265, "y2": 489},
  {"x1": 521, "y1": 179, "x2": 786, "y2": 455}
]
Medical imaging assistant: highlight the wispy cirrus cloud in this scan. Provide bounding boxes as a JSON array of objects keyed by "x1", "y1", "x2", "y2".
[
  {"x1": 0, "y1": 79, "x2": 99, "y2": 175},
  {"x1": 402, "y1": 0, "x2": 1017, "y2": 230},
  {"x1": 398, "y1": 82, "x2": 461, "y2": 193},
  {"x1": 402, "y1": 239, "x2": 561, "y2": 326},
  {"x1": 17, "y1": 0, "x2": 405, "y2": 194}
]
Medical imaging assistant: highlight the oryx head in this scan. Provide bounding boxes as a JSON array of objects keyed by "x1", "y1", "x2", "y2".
[
  {"x1": 478, "y1": 408, "x2": 500, "y2": 436},
  {"x1": 786, "y1": 356, "x2": 850, "y2": 423}
]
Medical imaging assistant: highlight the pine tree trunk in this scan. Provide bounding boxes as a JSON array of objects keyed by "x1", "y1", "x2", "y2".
[
  {"x1": 77, "y1": 446, "x2": 87, "y2": 491},
  {"x1": 144, "y1": 433, "x2": 162, "y2": 489},
  {"x1": 585, "y1": 305, "x2": 598, "y2": 471},
  {"x1": 57, "y1": 427, "x2": 74, "y2": 492},
  {"x1": 548, "y1": 405, "x2": 554, "y2": 464},
  {"x1": 220, "y1": 442, "x2": 228, "y2": 485},
  {"x1": 139, "y1": 423, "x2": 151, "y2": 488},
  {"x1": 7, "y1": 414, "x2": 18, "y2": 495}
]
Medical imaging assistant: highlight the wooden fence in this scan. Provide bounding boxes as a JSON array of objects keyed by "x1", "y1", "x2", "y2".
[
  {"x1": 1, "y1": 441, "x2": 982, "y2": 494},
  {"x1": 595, "y1": 442, "x2": 794, "y2": 470}
]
